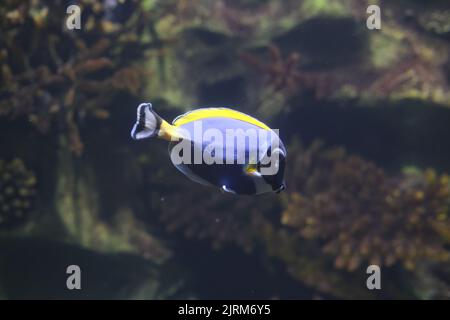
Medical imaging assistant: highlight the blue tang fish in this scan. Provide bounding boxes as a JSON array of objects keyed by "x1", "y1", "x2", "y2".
[{"x1": 131, "y1": 102, "x2": 286, "y2": 195}]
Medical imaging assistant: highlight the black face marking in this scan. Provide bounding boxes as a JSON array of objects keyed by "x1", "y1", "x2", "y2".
[
  {"x1": 154, "y1": 112, "x2": 162, "y2": 135},
  {"x1": 135, "y1": 104, "x2": 148, "y2": 133},
  {"x1": 275, "y1": 183, "x2": 286, "y2": 194},
  {"x1": 260, "y1": 148, "x2": 286, "y2": 191}
]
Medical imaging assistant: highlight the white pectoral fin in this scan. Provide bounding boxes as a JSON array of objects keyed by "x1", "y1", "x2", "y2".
[
  {"x1": 245, "y1": 170, "x2": 262, "y2": 179},
  {"x1": 222, "y1": 185, "x2": 237, "y2": 194},
  {"x1": 243, "y1": 163, "x2": 262, "y2": 179}
]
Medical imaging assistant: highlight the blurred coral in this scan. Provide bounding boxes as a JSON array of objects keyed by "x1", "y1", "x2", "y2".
[
  {"x1": 0, "y1": 0, "x2": 155, "y2": 155},
  {"x1": 241, "y1": 45, "x2": 333, "y2": 99},
  {"x1": 0, "y1": 158, "x2": 36, "y2": 228},
  {"x1": 419, "y1": 10, "x2": 450, "y2": 36},
  {"x1": 368, "y1": 54, "x2": 449, "y2": 104},
  {"x1": 281, "y1": 139, "x2": 450, "y2": 271},
  {"x1": 360, "y1": 6, "x2": 450, "y2": 107},
  {"x1": 159, "y1": 179, "x2": 280, "y2": 252},
  {"x1": 153, "y1": 0, "x2": 305, "y2": 38}
]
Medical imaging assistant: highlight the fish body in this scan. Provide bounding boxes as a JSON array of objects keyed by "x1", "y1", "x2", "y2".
[{"x1": 131, "y1": 103, "x2": 286, "y2": 195}]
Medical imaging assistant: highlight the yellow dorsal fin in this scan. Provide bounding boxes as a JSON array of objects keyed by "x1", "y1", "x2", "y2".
[{"x1": 172, "y1": 108, "x2": 271, "y2": 130}]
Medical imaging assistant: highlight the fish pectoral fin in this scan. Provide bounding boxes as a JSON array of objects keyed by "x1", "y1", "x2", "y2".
[
  {"x1": 244, "y1": 164, "x2": 262, "y2": 178},
  {"x1": 222, "y1": 185, "x2": 237, "y2": 194}
]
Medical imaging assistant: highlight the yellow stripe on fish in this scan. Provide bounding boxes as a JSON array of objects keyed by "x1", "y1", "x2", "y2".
[{"x1": 172, "y1": 108, "x2": 271, "y2": 130}]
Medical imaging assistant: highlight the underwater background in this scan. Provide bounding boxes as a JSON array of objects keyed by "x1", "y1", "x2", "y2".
[{"x1": 1, "y1": 0, "x2": 450, "y2": 299}]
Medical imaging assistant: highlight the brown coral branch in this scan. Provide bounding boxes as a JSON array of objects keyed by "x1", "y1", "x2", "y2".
[{"x1": 240, "y1": 45, "x2": 334, "y2": 99}]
